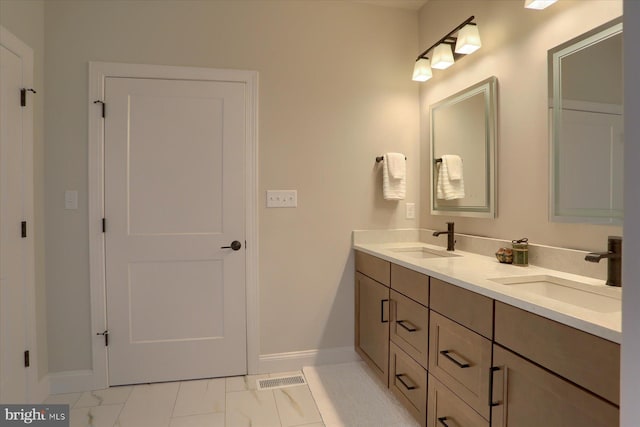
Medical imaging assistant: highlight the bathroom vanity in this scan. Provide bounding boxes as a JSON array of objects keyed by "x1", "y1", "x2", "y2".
[{"x1": 354, "y1": 232, "x2": 620, "y2": 427}]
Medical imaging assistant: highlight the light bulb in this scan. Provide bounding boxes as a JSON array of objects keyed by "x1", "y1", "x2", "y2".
[{"x1": 412, "y1": 58, "x2": 432, "y2": 82}]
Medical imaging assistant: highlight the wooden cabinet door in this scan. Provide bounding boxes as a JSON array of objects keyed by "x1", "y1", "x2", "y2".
[
  {"x1": 491, "y1": 345, "x2": 618, "y2": 427},
  {"x1": 355, "y1": 272, "x2": 390, "y2": 385}
]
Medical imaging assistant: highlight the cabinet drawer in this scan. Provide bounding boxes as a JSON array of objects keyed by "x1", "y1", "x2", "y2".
[
  {"x1": 430, "y1": 278, "x2": 493, "y2": 339},
  {"x1": 494, "y1": 302, "x2": 619, "y2": 405},
  {"x1": 391, "y1": 263, "x2": 429, "y2": 306},
  {"x1": 427, "y1": 374, "x2": 489, "y2": 427},
  {"x1": 429, "y1": 311, "x2": 492, "y2": 419},
  {"x1": 390, "y1": 290, "x2": 429, "y2": 368},
  {"x1": 355, "y1": 251, "x2": 390, "y2": 286},
  {"x1": 389, "y1": 342, "x2": 427, "y2": 427}
]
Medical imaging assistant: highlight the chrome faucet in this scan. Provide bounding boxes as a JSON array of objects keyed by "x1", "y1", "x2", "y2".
[
  {"x1": 433, "y1": 222, "x2": 455, "y2": 251},
  {"x1": 585, "y1": 236, "x2": 622, "y2": 287}
]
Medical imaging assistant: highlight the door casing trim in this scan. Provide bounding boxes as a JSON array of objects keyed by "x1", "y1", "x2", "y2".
[
  {"x1": 0, "y1": 24, "x2": 42, "y2": 403},
  {"x1": 88, "y1": 62, "x2": 259, "y2": 390}
]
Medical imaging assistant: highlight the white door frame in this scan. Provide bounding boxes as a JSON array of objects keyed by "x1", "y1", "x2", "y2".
[
  {"x1": 87, "y1": 62, "x2": 259, "y2": 391},
  {"x1": 0, "y1": 25, "x2": 45, "y2": 402}
]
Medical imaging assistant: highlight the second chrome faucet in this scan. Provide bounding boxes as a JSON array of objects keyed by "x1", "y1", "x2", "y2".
[{"x1": 433, "y1": 222, "x2": 456, "y2": 251}]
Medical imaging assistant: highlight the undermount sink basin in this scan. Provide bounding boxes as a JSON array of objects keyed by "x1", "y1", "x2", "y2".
[
  {"x1": 489, "y1": 275, "x2": 621, "y2": 313},
  {"x1": 389, "y1": 247, "x2": 462, "y2": 259}
]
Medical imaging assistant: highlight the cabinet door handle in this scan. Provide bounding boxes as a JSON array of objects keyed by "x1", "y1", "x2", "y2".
[
  {"x1": 380, "y1": 299, "x2": 389, "y2": 323},
  {"x1": 396, "y1": 320, "x2": 417, "y2": 332},
  {"x1": 440, "y1": 350, "x2": 470, "y2": 368},
  {"x1": 395, "y1": 374, "x2": 417, "y2": 390},
  {"x1": 489, "y1": 366, "x2": 501, "y2": 407},
  {"x1": 437, "y1": 417, "x2": 450, "y2": 427}
]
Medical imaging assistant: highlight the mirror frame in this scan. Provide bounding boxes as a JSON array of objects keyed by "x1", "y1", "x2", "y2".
[
  {"x1": 548, "y1": 18, "x2": 623, "y2": 224},
  {"x1": 429, "y1": 76, "x2": 498, "y2": 218}
]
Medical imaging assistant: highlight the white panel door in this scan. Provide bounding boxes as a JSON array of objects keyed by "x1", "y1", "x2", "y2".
[
  {"x1": 0, "y1": 44, "x2": 27, "y2": 402},
  {"x1": 104, "y1": 77, "x2": 247, "y2": 385}
]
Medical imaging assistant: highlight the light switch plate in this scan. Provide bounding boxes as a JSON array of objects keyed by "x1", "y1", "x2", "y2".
[
  {"x1": 406, "y1": 203, "x2": 415, "y2": 219},
  {"x1": 266, "y1": 190, "x2": 298, "y2": 208},
  {"x1": 65, "y1": 190, "x2": 78, "y2": 210}
]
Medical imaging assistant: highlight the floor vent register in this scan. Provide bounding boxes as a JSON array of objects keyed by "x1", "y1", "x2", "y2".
[{"x1": 257, "y1": 374, "x2": 307, "y2": 390}]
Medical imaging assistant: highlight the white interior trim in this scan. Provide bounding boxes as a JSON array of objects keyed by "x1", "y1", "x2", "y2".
[
  {"x1": 48, "y1": 370, "x2": 94, "y2": 395},
  {"x1": 88, "y1": 62, "x2": 259, "y2": 390},
  {"x1": 258, "y1": 347, "x2": 361, "y2": 374},
  {"x1": 0, "y1": 24, "x2": 39, "y2": 403}
]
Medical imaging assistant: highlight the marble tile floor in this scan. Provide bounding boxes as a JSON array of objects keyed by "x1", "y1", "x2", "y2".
[{"x1": 43, "y1": 371, "x2": 324, "y2": 427}]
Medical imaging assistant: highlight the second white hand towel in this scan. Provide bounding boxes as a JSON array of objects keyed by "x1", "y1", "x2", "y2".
[
  {"x1": 383, "y1": 153, "x2": 406, "y2": 200},
  {"x1": 436, "y1": 154, "x2": 465, "y2": 200}
]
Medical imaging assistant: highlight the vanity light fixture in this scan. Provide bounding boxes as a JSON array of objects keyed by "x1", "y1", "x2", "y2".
[
  {"x1": 524, "y1": 0, "x2": 558, "y2": 10},
  {"x1": 455, "y1": 24, "x2": 482, "y2": 54},
  {"x1": 412, "y1": 16, "x2": 481, "y2": 82},
  {"x1": 431, "y1": 43, "x2": 455, "y2": 70},
  {"x1": 412, "y1": 58, "x2": 433, "y2": 82}
]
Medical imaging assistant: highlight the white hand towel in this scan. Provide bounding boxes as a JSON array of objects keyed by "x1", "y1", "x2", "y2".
[
  {"x1": 445, "y1": 154, "x2": 463, "y2": 180},
  {"x1": 436, "y1": 155, "x2": 465, "y2": 200},
  {"x1": 383, "y1": 153, "x2": 406, "y2": 200},
  {"x1": 386, "y1": 152, "x2": 406, "y2": 179}
]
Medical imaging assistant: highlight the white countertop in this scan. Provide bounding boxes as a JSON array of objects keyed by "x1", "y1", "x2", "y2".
[{"x1": 354, "y1": 241, "x2": 622, "y2": 344}]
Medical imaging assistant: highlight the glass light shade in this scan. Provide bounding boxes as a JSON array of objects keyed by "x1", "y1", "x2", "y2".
[
  {"x1": 455, "y1": 24, "x2": 482, "y2": 55},
  {"x1": 524, "y1": 0, "x2": 558, "y2": 9},
  {"x1": 412, "y1": 58, "x2": 432, "y2": 82},
  {"x1": 431, "y1": 44, "x2": 455, "y2": 70}
]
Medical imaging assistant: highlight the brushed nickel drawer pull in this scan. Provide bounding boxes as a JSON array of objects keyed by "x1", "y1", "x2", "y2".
[
  {"x1": 395, "y1": 374, "x2": 417, "y2": 390},
  {"x1": 397, "y1": 320, "x2": 417, "y2": 332},
  {"x1": 437, "y1": 417, "x2": 451, "y2": 427},
  {"x1": 440, "y1": 350, "x2": 470, "y2": 368}
]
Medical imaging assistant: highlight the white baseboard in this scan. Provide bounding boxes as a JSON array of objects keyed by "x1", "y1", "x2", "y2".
[
  {"x1": 258, "y1": 346, "x2": 361, "y2": 374},
  {"x1": 32, "y1": 375, "x2": 50, "y2": 403},
  {"x1": 49, "y1": 370, "x2": 96, "y2": 395},
  {"x1": 47, "y1": 348, "x2": 359, "y2": 393}
]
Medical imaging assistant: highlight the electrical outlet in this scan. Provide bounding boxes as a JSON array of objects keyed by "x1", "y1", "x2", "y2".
[{"x1": 266, "y1": 190, "x2": 298, "y2": 208}]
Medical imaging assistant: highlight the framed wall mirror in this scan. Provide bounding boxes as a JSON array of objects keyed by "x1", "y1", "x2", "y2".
[
  {"x1": 549, "y1": 18, "x2": 623, "y2": 224},
  {"x1": 430, "y1": 76, "x2": 497, "y2": 218}
]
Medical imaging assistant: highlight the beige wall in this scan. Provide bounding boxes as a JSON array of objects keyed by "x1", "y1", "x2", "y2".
[
  {"x1": 0, "y1": 0, "x2": 48, "y2": 379},
  {"x1": 418, "y1": 0, "x2": 623, "y2": 252},
  {"x1": 43, "y1": 0, "x2": 419, "y2": 372}
]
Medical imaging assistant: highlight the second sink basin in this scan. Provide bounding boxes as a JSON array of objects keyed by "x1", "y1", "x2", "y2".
[
  {"x1": 489, "y1": 275, "x2": 621, "y2": 313},
  {"x1": 389, "y1": 247, "x2": 461, "y2": 259}
]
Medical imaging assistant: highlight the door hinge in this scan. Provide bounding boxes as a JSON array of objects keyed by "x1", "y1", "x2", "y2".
[
  {"x1": 102, "y1": 218, "x2": 106, "y2": 233},
  {"x1": 94, "y1": 100, "x2": 105, "y2": 118},
  {"x1": 20, "y1": 88, "x2": 36, "y2": 107},
  {"x1": 21, "y1": 221, "x2": 27, "y2": 238},
  {"x1": 24, "y1": 350, "x2": 30, "y2": 368},
  {"x1": 97, "y1": 330, "x2": 109, "y2": 346}
]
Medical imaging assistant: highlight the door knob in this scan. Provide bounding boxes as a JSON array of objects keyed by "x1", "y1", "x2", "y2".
[{"x1": 221, "y1": 240, "x2": 242, "y2": 251}]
